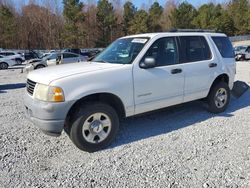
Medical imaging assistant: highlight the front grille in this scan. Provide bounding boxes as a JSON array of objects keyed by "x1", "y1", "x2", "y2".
[{"x1": 26, "y1": 79, "x2": 36, "y2": 96}]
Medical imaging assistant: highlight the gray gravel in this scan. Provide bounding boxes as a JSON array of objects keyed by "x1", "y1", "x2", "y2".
[{"x1": 0, "y1": 63, "x2": 250, "y2": 187}]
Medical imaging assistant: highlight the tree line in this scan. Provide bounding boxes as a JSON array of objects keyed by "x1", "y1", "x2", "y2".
[{"x1": 0, "y1": 0, "x2": 250, "y2": 50}]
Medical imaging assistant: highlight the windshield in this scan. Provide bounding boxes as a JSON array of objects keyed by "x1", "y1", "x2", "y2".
[
  {"x1": 43, "y1": 53, "x2": 58, "y2": 60},
  {"x1": 93, "y1": 37, "x2": 149, "y2": 64}
]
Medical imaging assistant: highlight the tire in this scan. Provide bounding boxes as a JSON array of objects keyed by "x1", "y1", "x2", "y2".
[
  {"x1": 35, "y1": 64, "x2": 45, "y2": 69},
  {"x1": 15, "y1": 59, "x2": 22, "y2": 65},
  {"x1": 0, "y1": 62, "x2": 9, "y2": 70},
  {"x1": 206, "y1": 82, "x2": 230, "y2": 114},
  {"x1": 69, "y1": 102, "x2": 119, "y2": 152},
  {"x1": 239, "y1": 55, "x2": 245, "y2": 61}
]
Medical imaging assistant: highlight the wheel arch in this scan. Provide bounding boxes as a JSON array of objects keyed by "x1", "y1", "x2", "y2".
[
  {"x1": 34, "y1": 64, "x2": 45, "y2": 69},
  {"x1": 64, "y1": 92, "x2": 126, "y2": 132},
  {"x1": 0, "y1": 62, "x2": 9, "y2": 68},
  {"x1": 207, "y1": 73, "x2": 229, "y2": 96}
]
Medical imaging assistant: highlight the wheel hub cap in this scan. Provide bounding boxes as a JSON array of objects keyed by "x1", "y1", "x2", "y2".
[
  {"x1": 91, "y1": 120, "x2": 103, "y2": 133},
  {"x1": 215, "y1": 88, "x2": 227, "y2": 108},
  {"x1": 82, "y1": 112, "x2": 112, "y2": 143}
]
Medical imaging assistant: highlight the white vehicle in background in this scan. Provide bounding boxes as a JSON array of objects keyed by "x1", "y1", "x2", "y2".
[
  {"x1": 25, "y1": 52, "x2": 87, "y2": 72},
  {"x1": 0, "y1": 55, "x2": 16, "y2": 69},
  {"x1": 47, "y1": 52, "x2": 87, "y2": 66},
  {"x1": 235, "y1": 45, "x2": 250, "y2": 61},
  {"x1": 0, "y1": 51, "x2": 25, "y2": 65}
]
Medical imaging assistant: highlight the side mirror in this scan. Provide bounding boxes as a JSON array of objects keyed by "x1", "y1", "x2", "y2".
[{"x1": 140, "y1": 57, "x2": 156, "y2": 69}]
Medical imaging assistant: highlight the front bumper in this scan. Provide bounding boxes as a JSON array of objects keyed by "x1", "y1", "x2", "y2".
[{"x1": 24, "y1": 92, "x2": 75, "y2": 136}]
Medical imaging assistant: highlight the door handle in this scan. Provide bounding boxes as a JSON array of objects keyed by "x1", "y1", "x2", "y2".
[
  {"x1": 171, "y1": 68, "x2": 182, "y2": 74},
  {"x1": 209, "y1": 63, "x2": 217, "y2": 68}
]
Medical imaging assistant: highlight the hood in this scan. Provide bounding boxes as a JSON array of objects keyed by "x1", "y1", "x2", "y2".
[
  {"x1": 27, "y1": 62, "x2": 123, "y2": 85},
  {"x1": 27, "y1": 58, "x2": 42, "y2": 64}
]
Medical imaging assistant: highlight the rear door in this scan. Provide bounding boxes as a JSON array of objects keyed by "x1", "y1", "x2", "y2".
[
  {"x1": 178, "y1": 36, "x2": 218, "y2": 102},
  {"x1": 62, "y1": 53, "x2": 79, "y2": 64}
]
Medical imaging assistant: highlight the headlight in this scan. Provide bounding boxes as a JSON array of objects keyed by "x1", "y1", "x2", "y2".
[{"x1": 33, "y1": 83, "x2": 65, "y2": 102}]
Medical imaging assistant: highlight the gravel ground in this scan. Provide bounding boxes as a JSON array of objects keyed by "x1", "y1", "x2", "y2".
[{"x1": 0, "y1": 62, "x2": 250, "y2": 188}]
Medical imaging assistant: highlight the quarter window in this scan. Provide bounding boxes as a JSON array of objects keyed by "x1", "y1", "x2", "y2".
[
  {"x1": 179, "y1": 36, "x2": 212, "y2": 63},
  {"x1": 212, "y1": 36, "x2": 234, "y2": 58},
  {"x1": 141, "y1": 37, "x2": 178, "y2": 67}
]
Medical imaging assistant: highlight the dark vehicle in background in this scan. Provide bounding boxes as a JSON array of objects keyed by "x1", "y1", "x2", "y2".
[
  {"x1": 63, "y1": 48, "x2": 103, "y2": 60},
  {"x1": 23, "y1": 50, "x2": 40, "y2": 61},
  {"x1": 82, "y1": 49, "x2": 102, "y2": 59},
  {"x1": 63, "y1": 48, "x2": 82, "y2": 54}
]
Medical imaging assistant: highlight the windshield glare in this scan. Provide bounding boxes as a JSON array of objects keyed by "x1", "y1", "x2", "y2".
[{"x1": 93, "y1": 37, "x2": 149, "y2": 64}]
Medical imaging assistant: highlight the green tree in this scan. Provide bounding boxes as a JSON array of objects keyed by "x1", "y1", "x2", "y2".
[
  {"x1": 63, "y1": 0, "x2": 85, "y2": 47},
  {"x1": 192, "y1": 3, "x2": 222, "y2": 30},
  {"x1": 123, "y1": 1, "x2": 137, "y2": 35},
  {"x1": 228, "y1": 0, "x2": 250, "y2": 35},
  {"x1": 216, "y1": 10, "x2": 236, "y2": 36},
  {"x1": 148, "y1": 2, "x2": 163, "y2": 32},
  {"x1": 170, "y1": 2, "x2": 197, "y2": 29},
  {"x1": 0, "y1": 5, "x2": 16, "y2": 48},
  {"x1": 96, "y1": 0, "x2": 117, "y2": 47},
  {"x1": 128, "y1": 10, "x2": 149, "y2": 34}
]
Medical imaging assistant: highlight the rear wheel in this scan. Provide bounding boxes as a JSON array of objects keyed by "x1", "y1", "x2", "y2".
[
  {"x1": 15, "y1": 59, "x2": 22, "y2": 65},
  {"x1": 0, "y1": 62, "x2": 8, "y2": 69},
  {"x1": 69, "y1": 103, "x2": 119, "y2": 152},
  {"x1": 35, "y1": 64, "x2": 45, "y2": 69},
  {"x1": 206, "y1": 82, "x2": 230, "y2": 113}
]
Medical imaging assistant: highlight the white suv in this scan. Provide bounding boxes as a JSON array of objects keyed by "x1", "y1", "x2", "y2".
[
  {"x1": 24, "y1": 31, "x2": 236, "y2": 152},
  {"x1": 0, "y1": 51, "x2": 25, "y2": 65}
]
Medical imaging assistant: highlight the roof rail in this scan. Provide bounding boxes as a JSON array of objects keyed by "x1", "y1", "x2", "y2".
[{"x1": 169, "y1": 29, "x2": 216, "y2": 33}]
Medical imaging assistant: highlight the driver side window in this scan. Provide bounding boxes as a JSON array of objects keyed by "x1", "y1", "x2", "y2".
[{"x1": 141, "y1": 37, "x2": 178, "y2": 67}]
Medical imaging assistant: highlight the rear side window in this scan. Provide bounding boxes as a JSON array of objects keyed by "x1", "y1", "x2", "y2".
[
  {"x1": 179, "y1": 36, "x2": 211, "y2": 63},
  {"x1": 63, "y1": 53, "x2": 78, "y2": 58},
  {"x1": 212, "y1": 37, "x2": 234, "y2": 58},
  {"x1": 6, "y1": 52, "x2": 15, "y2": 56}
]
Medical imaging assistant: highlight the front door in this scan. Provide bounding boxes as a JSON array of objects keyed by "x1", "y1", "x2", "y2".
[{"x1": 133, "y1": 37, "x2": 185, "y2": 114}]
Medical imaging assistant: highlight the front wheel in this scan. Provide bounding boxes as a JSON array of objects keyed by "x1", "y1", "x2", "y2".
[
  {"x1": 69, "y1": 103, "x2": 119, "y2": 152},
  {"x1": 35, "y1": 64, "x2": 45, "y2": 69},
  {"x1": 206, "y1": 82, "x2": 230, "y2": 113},
  {"x1": 0, "y1": 62, "x2": 8, "y2": 69}
]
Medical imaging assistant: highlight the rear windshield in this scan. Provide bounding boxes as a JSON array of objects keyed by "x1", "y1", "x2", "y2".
[{"x1": 212, "y1": 36, "x2": 234, "y2": 58}]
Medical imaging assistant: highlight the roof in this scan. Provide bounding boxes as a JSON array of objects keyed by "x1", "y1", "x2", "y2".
[{"x1": 121, "y1": 32, "x2": 226, "y2": 39}]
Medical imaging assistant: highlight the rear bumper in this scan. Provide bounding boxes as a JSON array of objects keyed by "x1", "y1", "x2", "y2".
[{"x1": 24, "y1": 92, "x2": 75, "y2": 136}]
